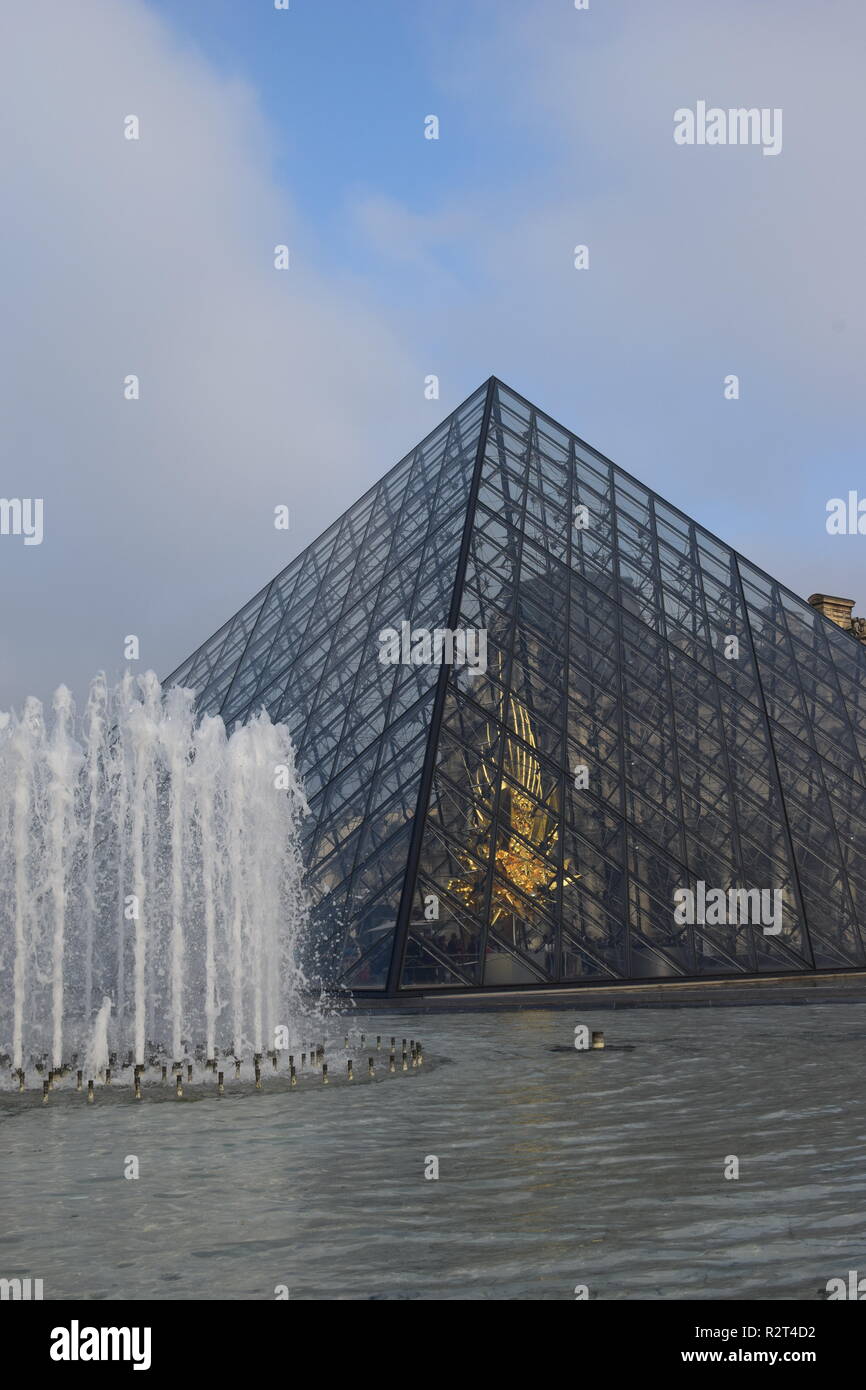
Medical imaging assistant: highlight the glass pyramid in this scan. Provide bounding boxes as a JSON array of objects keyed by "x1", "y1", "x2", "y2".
[{"x1": 166, "y1": 378, "x2": 866, "y2": 993}]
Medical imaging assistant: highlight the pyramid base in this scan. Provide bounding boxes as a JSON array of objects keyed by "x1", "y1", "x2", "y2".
[{"x1": 346, "y1": 968, "x2": 866, "y2": 1011}]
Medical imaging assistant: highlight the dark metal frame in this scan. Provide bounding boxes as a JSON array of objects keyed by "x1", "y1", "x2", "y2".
[{"x1": 165, "y1": 376, "x2": 866, "y2": 996}]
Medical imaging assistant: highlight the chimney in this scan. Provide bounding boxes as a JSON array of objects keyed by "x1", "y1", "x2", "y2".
[{"x1": 808, "y1": 593, "x2": 866, "y2": 646}]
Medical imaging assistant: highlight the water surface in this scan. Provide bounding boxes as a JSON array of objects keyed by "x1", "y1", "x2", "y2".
[{"x1": 2, "y1": 1003, "x2": 864, "y2": 1300}]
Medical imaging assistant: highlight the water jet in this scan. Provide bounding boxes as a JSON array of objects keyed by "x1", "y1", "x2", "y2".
[{"x1": 0, "y1": 673, "x2": 312, "y2": 1084}]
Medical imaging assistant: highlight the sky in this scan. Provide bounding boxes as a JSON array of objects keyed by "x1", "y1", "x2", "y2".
[{"x1": 1, "y1": 0, "x2": 864, "y2": 709}]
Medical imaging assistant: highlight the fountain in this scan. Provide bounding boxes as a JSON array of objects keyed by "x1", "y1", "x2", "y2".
[{"x1": 0, "y1": 671, "x2": 312, "y2": 1084}]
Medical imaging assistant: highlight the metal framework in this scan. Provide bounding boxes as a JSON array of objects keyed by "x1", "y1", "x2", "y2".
[{"x1": 166, "y1": 378, "x2": 866, "y2": 993}]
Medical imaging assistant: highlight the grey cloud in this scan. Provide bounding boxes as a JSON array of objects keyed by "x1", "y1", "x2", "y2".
[{"x1": 0, "y1": 0, "x2": 432, "y2": 709}]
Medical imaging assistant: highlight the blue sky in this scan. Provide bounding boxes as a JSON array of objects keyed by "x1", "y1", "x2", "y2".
[
  {"x1": 144, "y1": 0, "x2": 552, "y2": 278},
  {"x1": 1, "y1": 0, "x2": 864, "y2": 707}
]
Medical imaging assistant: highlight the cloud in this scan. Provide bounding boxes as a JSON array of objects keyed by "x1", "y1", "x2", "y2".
[
  {"x1": 2, "y1": 0, "x2": 865, "y2": 710},
  {"x1": 0, "y1": 0, "x2": 432, "y2": 708},
  {"x1": 400, "y1": 0, "x2": 866, "y2": 605},
  {"x1": 355, "y1": 195, "x2": 456, "y2": 274}
]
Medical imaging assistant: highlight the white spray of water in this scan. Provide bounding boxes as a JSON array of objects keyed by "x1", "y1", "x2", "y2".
[
  {"x1": 87, "y1": 996, "x2": 113, "y2": 1080},
  {"x1": 0, "y1": 672, "x2": 312, "y2": 1075}
]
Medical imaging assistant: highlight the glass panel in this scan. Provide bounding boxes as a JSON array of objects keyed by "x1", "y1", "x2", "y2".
[{"x1": 167, "y1": 381, "x2": 866, "y2": 992}]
